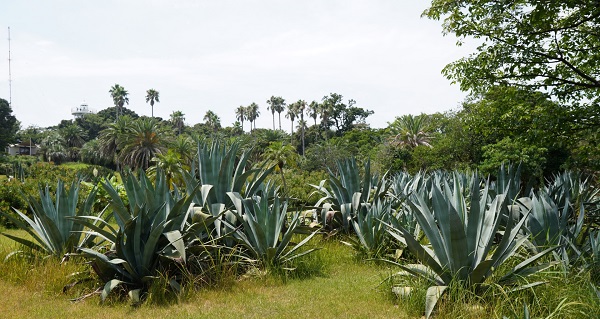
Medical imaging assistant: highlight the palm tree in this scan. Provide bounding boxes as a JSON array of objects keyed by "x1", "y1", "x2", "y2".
[
  {"x1": 109, "y1": 84, "x2": 129, "y2": 121},
  {"x1": 295, "y1": 100, "x2": 306, "y2": 154},
  {"x1": 262, "y1": 141, "x2": 298, "y2": 194},
  {"x1": 147, "y1": 150, "x2": 188, "y2": 189},
  {"x1": 235, "y1": 105, "x2": 247, "y2": 132},
  {"x1": 120, "y1": 117, "x2": 168, "y2": 171},
  {"x1": 170, "y1": 134, "x2": 194, "y2": 166},
  {"x1": 247, "y1": 102, "x2": 260, "y2": 131},
  {"x1": 308, "y1": 101, "x2": 320, "y2": 126},
  {"x1": 145, "y1": 89, "x2": 160, "y2": 118},
  {"x1": 266, "y1": 96, "x2": 285, "y2": 130},
  {"x1": 286, "y1": 102, "x2": 298, "y2": 136},
  {"x1": 59, "y1": 123, "x2": 87, "y2": 161},
  {"x1": 59, "y1": 123, "x2": 86, "y2": 148},
  {"x1": 40, "y1": 130, "x2": 67, "y2": 164},
  {"x1": 390, "y1": 114, "x2": 432, "y2": 149},
  {"x1": 319, "y1": 96, "x2": 334, "y2": 129},
  {"x1": 203, "y1": 110, "x2": 221, "y2": 132},
  {"x1": 297, "y1": 119, "x2": 307, "y2": 156},
  {"x1": 98, "y1": 115, "x2": 133, "y2": 170},
  {"x1": 170, "y1": 110, "x2": 186, "y2": 135}
]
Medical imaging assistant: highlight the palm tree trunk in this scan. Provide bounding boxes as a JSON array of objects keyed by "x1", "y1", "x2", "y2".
[
  {"x1": 280, "y1": 167, "x2": 287, "y2": 195},
  {"x1": 272, "y1": 114, "x2": 275, "y2": 130},
  {"x1": 278, "y1": 113, "x2": 282, "y2": 130},
  {"x1": 301, "y1": 126, "x2": 305, "y2": 156}
]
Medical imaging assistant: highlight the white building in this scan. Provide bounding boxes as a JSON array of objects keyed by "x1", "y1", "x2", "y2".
[
  {"x1": 6, "y1": 142, "x2": 40, "y2": 156},
  {"x1": 71, "y1": 103, "x2": 95, "y2": 119}
]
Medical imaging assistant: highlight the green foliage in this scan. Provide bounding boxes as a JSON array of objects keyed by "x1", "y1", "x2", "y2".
[
  {"x1": 320, "y1": 93, "x2": 373, "y2": 135},
  {"x1": 312, "y1": 158, "x2": 388, "y2": 233},
  {"x1": 77, "y1": 169, "x2": 194, "y2": 302},
  {"x1": 0, "y1": 98, "x2": 19, "y2": 152},
  {"x1": 344, "y1": 199, "x2": 395, "y2": 259},
  {"x1": 0, "y1": 179, "x2": 96, "y2": 258},
  {"x1": 480, "y1": 137, "x2": 548, "y2": 181},
  {"x1": 0, "y1": 162, "x2": 105, "y2": 228},
  {"x1": 387, "y1": 172, "x2": 557, "y2": 318},
  {"x1": 184, "y1": 140, "x2": 274, "y2": 210},
  {"x1": 228, "y1": 192, "x2": 319, "y2": 268},
  {"x1": 119, "y1": 117, "x2": 171, "y2": 170},
  {"x1": 424, "y1": 1, "x2": 600, "y2": 104},
  {"x1": 271, "y1": 168, "x2": 327, "y2": 207}
]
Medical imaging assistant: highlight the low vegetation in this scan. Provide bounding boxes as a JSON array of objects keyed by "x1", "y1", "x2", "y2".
[{"x1": 0, "y1": 139, "x2": 598, "y2": 318}]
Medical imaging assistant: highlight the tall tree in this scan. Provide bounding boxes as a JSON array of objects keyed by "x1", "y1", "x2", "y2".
[
  {"x1": 170, "y1": 134, "x2": 194, "y2": 166},
  {"x1": 247, "y1": 102, "x2": 260, "y2": 131},
  {"x1": 145, "y1": 89, "x2": 160, "y2": 118},
  {"x1": 294, "y1": 100, "x2": 307, "y2": 155},
  {"x1": 59, "y1": 123, "x2": 87, "y2": 148},
  {"x1": 109, "y1": 84, "x2": 129, "y2": 121},
  {"x1": 0, "y1": 98, "x2": 18, "y2": 152},
  {"x1": 262, "y1": 141, "x2": 298, "y2": 194},
  {"x1": 170, "y1": 111, "x2": 186, "y2": 135},
  {"x1": 424, "y1": 1, "x2": 600, "y2": 110},
  {"x1": 297, "y1": 119, "x2": 307, "y2": 156},
  {"x1": 286, "y1": 102, "x2": 298, "y2": 136},
  {"x1": 40, "y1": 130, "x2": 67, "y2": 164},
  {"x1": 389, "y1": 114, "x2": 433, "y2": 149},
  {"x1": 98, "y1": 115, "x2": 132, "y2": 169},
  {"x1": 235, "y1": 105, "x2": 246, "y2": 132},
  {"x1": 321, "y1": 93, "x2": 373, "y2": 135},
  {"x1": 120, "y1": 117, "x2": 168, "y2": 171},
  {"x1": 266, "y1": 96, "x2": 286, "y2": 130},
  {"x1": 203, "y1": 110, "x2": 221, "y2": 132},
  {"x1": 308, "y1": 101, "x2": 320, "y2": 126}
]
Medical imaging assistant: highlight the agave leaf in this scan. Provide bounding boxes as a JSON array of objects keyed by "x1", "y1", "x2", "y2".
[
  {"x1": 128, "y1": 288, "x2": 141, "y2": 304},
  {"x1": 1, "y1": 233, "x2": 47, "y2": 253},
  {"x1": 387, "y1": 225, "x2": 448, "y2": 283},
  {"x1": 162, "y1": 230, "x2": 186, "y2": 261},
  {"x1": 499, "y1": 245, "x2": 559, "y2": 284},
  {"x1": 1, "y1": 209, "x2": 50, "y2": 252},
  {"x1": 69, "y1": 215, "x2": 118, "y2": 244},
  {"x1": 425, "y1": 285, "x2": 448, "y2": 319},
  {"x1": 101, "y1": 279, "x2": 125, "y2": 302},
  {"x1": 79, "y1": 248, "x2": 132, "y2": 280},
  {"x1": 281, "y1": 228, "x2": 320, "y2": 261}
]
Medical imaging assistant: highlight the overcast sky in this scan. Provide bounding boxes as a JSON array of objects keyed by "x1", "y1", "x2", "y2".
[{"x1": 0, "y1": 0, "x2": 473, "y2": 130}]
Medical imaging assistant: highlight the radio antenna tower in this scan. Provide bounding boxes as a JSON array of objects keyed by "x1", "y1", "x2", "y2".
[{"x1": 8, "y1": 27, "x2": 12, "y2": 107}]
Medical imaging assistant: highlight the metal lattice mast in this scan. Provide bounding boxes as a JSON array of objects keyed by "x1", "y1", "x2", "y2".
[{"x1": 8, "y1": 27, "x2": 12, "y2": 107}]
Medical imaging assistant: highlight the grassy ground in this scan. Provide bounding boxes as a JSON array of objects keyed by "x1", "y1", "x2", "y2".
[{"x1": 0, "y1": 229, "x2": 598, "y2": 319}]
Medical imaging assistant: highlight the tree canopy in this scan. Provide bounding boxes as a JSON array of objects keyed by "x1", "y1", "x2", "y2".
[
  {"x1": 424, "y1": 0, "x2": 600, "y2": 108},
  {"x1": 0, "y1": 98, "x2": 19, "y2": 152}
]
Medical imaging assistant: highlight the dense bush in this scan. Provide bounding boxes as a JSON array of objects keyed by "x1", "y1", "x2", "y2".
[{"x1": 0, "y1": 161, "x2": 112, "y2": 228}]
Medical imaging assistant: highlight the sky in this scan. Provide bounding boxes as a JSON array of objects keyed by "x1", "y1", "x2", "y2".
[{"x1": 0, "y1": 0, "x2": 474, "y2": 130}]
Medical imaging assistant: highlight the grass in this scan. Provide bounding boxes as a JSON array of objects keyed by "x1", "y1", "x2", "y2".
[{"x1": 0, "y1": 229, "x2": 599, "y2": 319}]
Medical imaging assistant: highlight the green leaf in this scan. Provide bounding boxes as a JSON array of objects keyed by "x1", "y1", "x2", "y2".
[{"x1": 425, "y1": 285, "x2": 447, "y2": 319}]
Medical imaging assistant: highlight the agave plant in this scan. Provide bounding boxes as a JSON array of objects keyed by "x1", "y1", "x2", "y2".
[
  {"x1": 388, "y1": 171, "x2": 430, "y2": 207},
  {"x1": 76, "y1": 169, "x2": 194, "y2": 302},
  {"x1": 524, "y1": 192, "x2": 585, "y2": 261},
  {"x1": 182, "y1": 141, "x2": 274, "y2": 240},
  {"x1": 588, "y1": 231, "x2": 600, "y2": 285},
  {"x1": 545, "y1": 171, "x2": 600, "y2": 233},
  {"x1": 386, "y1": 172, "x2": 557, "y2": 318},
  {"x1": 311, "y1": 158, "x2": 388, "y2": 233},
  {"x1": 228, "y1": 192, "x2": 319, "y2": 268},
  {"x1": 491, "y1": 162, "x2": 524, "y2": 202},
  {"x1": 343, "y1": 197, "x2": 394, "y2": 259},
  {"x1": 1, "y1": 179, "x2": 97, "y2": 259}
]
